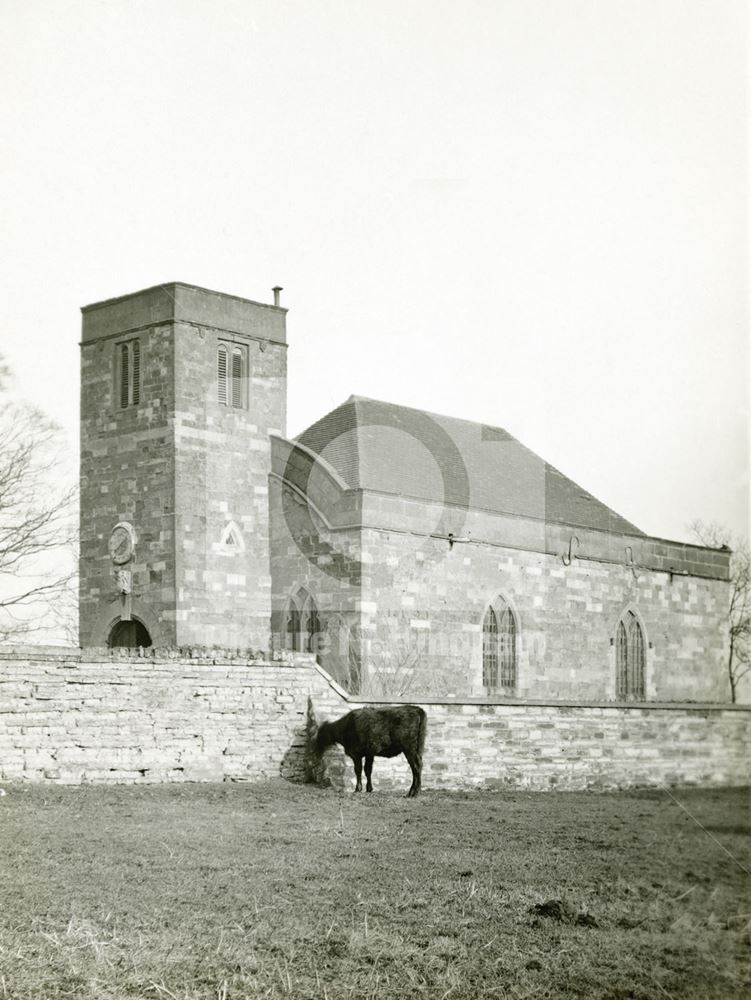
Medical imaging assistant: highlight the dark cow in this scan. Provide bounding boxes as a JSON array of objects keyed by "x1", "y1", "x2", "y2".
[{"x1": 314, "y1": 705, "x2": 427, "y2": 797}]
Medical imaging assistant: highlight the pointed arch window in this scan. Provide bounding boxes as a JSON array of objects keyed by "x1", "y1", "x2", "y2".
[
  {"x1": 285, "y1": 602, "x2": 301, "y2": 652},
  {"x1": 615, "y1": 610, "x2": 646, "y2": 701},
  {"x1": 118, "y1": 339, "x2": 141, "y2": 409},
  {"x1": 482, "y1": 607, "x2": 498, "y2": 688},
  {"x1": 483, "y1": 597, "x2": 517, "y2": 693},
  {"x1": 283, "y1": 588, "x2": 321, "y2": 654}
]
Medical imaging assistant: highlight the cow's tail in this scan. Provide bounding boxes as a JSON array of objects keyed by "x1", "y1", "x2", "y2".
[{"x1": 417, "y1": 706, "x2": 427, "y2": 756}]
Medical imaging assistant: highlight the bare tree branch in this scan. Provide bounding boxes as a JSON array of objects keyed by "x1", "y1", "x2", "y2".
[
  {"x1": 0, "y1": 355, "x2": 77, "y2": 644},
  {"x1": 689, "y1": 519, "x2": 750, "y2": 703},
  {"x1": 345, "y1": 613, "x2": 451, "y2": 698}
]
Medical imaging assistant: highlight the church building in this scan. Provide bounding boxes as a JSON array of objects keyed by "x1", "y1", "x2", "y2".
[{"x1": 79, "y1": 282, "x2": 731, "y2": 702}]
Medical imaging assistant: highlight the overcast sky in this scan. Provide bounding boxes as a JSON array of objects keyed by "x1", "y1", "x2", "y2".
[{"x1": 1, "y1": 0, "x2": 747, "y2": 543}]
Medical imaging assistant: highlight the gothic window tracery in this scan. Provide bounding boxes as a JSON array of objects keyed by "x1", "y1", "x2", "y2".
[
  {"x1": 482, "y1": 596, "x2": 517, "y2": 692},
  {"x1": 283, "y1": 588, "x2": 321, "y2": 654},
  {"x1": 615, "y1": 610, "x2": 646, "y2": 701}
]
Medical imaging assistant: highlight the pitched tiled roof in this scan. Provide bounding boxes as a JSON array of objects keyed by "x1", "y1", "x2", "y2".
[{"x1": 296, "y1": 396, "x2": 644, "y2": 536}]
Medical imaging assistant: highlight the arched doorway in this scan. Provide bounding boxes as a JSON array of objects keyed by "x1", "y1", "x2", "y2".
[{"x1": 107, "y1": 618, "x2": 152, "y2": 649}]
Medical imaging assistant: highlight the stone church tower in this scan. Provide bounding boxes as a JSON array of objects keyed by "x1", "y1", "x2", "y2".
[{"x1": 78, "y1": 282, "x2": 287, "y2": 649}]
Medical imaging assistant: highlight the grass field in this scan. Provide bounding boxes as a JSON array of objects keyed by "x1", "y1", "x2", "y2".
[{"x1": 0, "y1": 781, "x2": 749, "y2": 999}]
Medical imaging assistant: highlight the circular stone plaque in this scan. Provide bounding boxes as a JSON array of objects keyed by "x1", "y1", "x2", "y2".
[{"x1": 108, "y1": 523, "x2": 135, "y2": 565}]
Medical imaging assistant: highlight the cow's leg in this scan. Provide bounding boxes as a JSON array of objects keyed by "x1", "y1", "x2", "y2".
[
  {"x1": 364, "y1": 755, "x2": 374, "y2": 792},
  {"x1": 404, "y1": 751, "x2": 422, "y2": 798},
  {"x1": 352, "y1": 755, "x2": 363, "y2": 792}
]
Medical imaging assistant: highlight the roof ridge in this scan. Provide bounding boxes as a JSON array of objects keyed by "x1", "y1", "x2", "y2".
[{"x1": 344, "y1": 393, "x2": 515, "y2": 438}]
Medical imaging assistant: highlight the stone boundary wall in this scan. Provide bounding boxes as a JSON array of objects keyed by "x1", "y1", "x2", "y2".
[
  {"x1": 0, "y1": 647, "x2": 749, "y2": 791},
  {"x1": 367, "y1": 700, "x2": 750, "y2": 792},
  {"x1": 0, "y1": 647, "x2": 342, "y2": 785}
]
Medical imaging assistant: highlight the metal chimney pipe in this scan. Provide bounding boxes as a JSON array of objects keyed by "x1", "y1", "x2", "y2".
[{"x1": 272, "y1": 286, "x2": 283, "y2": 307}]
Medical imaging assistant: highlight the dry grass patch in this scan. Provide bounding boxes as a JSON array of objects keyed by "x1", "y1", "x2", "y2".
[{"x1": 0, "y1": 782, "x2": 748, "y2": 998}]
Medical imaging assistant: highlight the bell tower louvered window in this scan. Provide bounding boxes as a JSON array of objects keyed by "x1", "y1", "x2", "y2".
[
  {"x1": 232, "y1": 348, "x2": 243, "y2": 408},
  {"x1": 117, "y1": 339, "x2": 141, "y2": 409},
  {"x1": 217, "y1": 345, "x2": 228, "y2": 405},
  {"x1": 615, "y1": 610, "x2": 646, "y2": 701},
  {"x1": 217, "y1": 342, "x2": 247, "y2": 408},
  {"x1": 482, "y1": 596, "x2": 517, "y2": 693}
]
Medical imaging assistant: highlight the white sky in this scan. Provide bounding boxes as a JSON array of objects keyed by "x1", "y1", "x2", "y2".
[{"x1": 1, "y1": 0, "x2": 748, "y2": 543}]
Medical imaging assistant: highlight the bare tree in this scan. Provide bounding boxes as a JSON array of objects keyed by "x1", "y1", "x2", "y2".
[
  {"x1": 0, "y1": 358, "x2": 77, "y2": 643},
  {"x1": 689, "y1": 520, "x2": 750, "y2": 703},
  {"x1": 348, "y1": 612, "x2": 454, "y2": 698}
]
